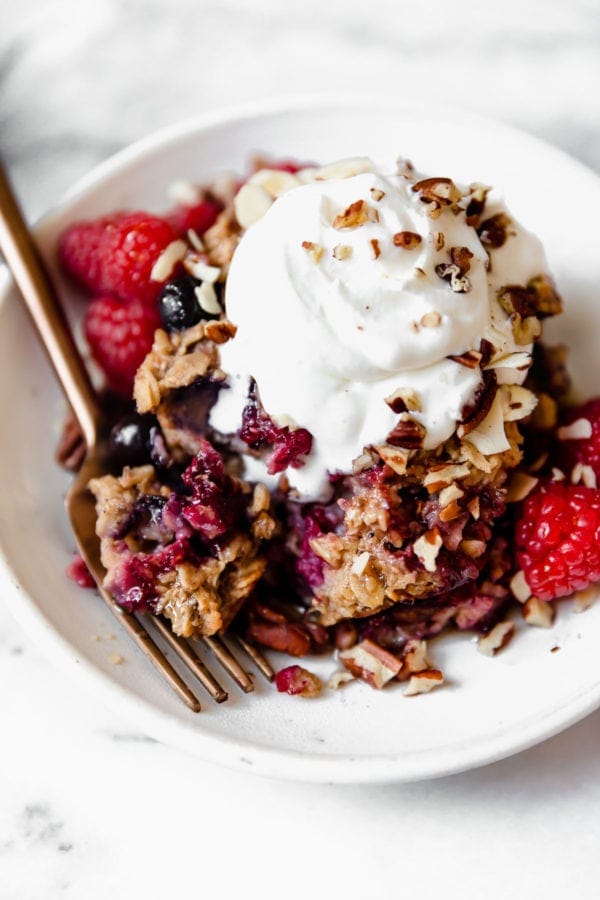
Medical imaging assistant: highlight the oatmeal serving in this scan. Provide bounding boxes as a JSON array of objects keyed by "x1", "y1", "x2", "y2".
[{"x1": 58, "y1": 153, "x2": 600, "y2": 697}]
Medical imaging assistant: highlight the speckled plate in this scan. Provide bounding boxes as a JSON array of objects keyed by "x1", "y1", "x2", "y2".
[{"x1": 1, "y1": 96, "x2": 599, "y2": 783}]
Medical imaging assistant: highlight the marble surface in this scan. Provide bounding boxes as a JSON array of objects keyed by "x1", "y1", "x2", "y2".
[{"x1": 1, "y1": 0, "x2": 600, "y2": 897}]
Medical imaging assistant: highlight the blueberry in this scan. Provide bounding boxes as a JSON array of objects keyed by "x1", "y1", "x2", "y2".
[
  {"x1": 157, "y1": 275, "x2": 218, "y2": 332},
  {"x1": 109, "y1": 413, "x2": 161, "y2": 467}
]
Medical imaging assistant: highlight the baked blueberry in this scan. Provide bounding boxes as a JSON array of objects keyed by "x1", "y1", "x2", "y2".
[{"x1": 157, "y1": 275, "x2": 218, "y2": 331}]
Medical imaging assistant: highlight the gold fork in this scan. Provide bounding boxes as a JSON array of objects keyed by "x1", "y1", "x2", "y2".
[{"x1": 0, "y1": 160, "x2": 274, "y2": 712}]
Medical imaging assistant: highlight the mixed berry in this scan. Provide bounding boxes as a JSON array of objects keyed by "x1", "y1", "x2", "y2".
[{"x1": 58, "y1": 155, "x2": 600, "y2": 699}]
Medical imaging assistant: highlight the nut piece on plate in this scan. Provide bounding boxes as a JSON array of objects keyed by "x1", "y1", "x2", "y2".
[
  {"x1": 403, "y1": 668, "x2": 444, "y2": 696},
  {"x1": 477, "y1": 621, "x2": 515, "y2": 656},
  {"x1": 339, "y1": 638, "x2": 401, "y2": 689},
  {"x1": 522, "y1": 597, "x2": 555, "y2": 628}
]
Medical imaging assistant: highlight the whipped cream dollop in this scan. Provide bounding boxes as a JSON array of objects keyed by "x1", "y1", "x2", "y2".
[{"x1": 210, "y1": 158, "x2": 549, "y2": 500}]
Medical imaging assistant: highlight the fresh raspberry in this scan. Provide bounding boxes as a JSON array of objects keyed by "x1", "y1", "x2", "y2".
[
  {"x1": 167, "y1": 198, "x2": 222, "y2": 236},
  {"x1": 84, "y1": 296, "x2": 160, "y2": 396},
  {"x1": 556, "y1": 397, "x2": 600, "y2": 479},
  {"x1": 59, "y1": 214, "x2": 124, "y2": 294},
  {"x1": 515, "y1": 480, "x2": 600, "y2": 600},
  {"x1": 60, "y1": 211, "x2": 177, "y2": 305},
  {"x1": 251, "y1": 157, "x2": 311, "y2": 175}
]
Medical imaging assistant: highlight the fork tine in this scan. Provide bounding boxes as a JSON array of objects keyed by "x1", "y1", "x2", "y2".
[
  {"x1": 153, "y1": 617, "x2": 228, "y2": 703},
  {"x1": 110, "y1": 604, "x2": 201, "y2": 712},
  {"x1": 202, "y1": 635, "x2": 255, "y2": 693},
  {"x1": 234, "y1": 635, "x2": 275, "y2": 682}
]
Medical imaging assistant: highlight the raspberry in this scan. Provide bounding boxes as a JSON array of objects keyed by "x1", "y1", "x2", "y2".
[
  {"x1": 84, "y1": 296, "x2": 160, "y2": 396},
  {"x1": 556, "y1": 397, "x2": 600, "y2": 479},
  {"x1": 59, "y1": 214, "x2": 123, "y2": 294},
  {"x1": 515, "y1": 480, "x2": 600, "y2": 600},
  {"x1": 66, "y1": 555, "x2": 96, "y2": 588},
  {"x1": 274, "y1": 665, "x2": 322, "y2": 696},
  {"x1": 60, "y1": 211, "x2": 177, "y2": 306},
  {"x1": 240, "y1": 398, "x2": 312, "y2": 474},
  {"x1": 167, "y1": 199, "x2": 221, "y2": 236}
]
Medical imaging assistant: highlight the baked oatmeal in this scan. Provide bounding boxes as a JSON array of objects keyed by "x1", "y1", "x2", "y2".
[{"x1": 58, "y1": 153, "x2": 600, "y2": 696}]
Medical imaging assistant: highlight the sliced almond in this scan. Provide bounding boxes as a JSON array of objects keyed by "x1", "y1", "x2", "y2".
[
  {"x1": 523, "y1": 597, "x2": 555, "y2": 628},
  {"x1": 571, "y1": 463, "x2": 597, "y2": 488},
  {"x1": 167, "y1": 178, "x2": 201, "y2": 205},
  {"x1": 557, "y1": 418, "x2": 593, "y2": 441},
  {"x1": 500, "y1": 384, "x2": 538, "y2": 422},
  {"x1": 233, "y1": 182, "x2": 273, "y2": 228},
  {"x1": 404, "y1": 669, "x2": 444, "y2": 696},
  {"x1": 194, "y1": 282, "x2": 222, "y2": 316},
  {"x1": 249, "y1": 168, "x2": 301, "y2": 197},
  {"x1": 477, "y1": 621, "x2": 515, "y2": 656},
  {"x1": 150, "y1": 239, "x2": 188, "y2": 282},
  {"x1": 421, "y1": 311, "x2": 442, "y2": 328},
  {"x1": 314, "y1": 157, "x2": 373, "y2": 181},
  {"x1": 464, "y1": 393, "x2": 510, "y2": 456},
  {"x1": 184, "y1": 255, "x2": 221, "y2": 283},
  {"x1": 352, "y1": 448, "x2": 378, "y2": 474}
]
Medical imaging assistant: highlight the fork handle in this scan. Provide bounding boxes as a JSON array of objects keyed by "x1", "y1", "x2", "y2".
[{"x1": 0, "y1": 158, "x2": 101, "y2": 447}]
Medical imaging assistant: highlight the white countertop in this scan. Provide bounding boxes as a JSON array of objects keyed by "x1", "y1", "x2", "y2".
[{"x1": 2, "y1": 0, "x2": 600, "y2": 897}]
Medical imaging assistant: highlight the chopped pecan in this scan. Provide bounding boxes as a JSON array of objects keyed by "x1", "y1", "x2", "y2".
[
  {"x1": 435, "y1": 262, "x2": 471, "y2": 293},
  {"x1": 477, "y1": 212, "x2": 511, "y2": 248},
  {"x1": 339, "y1": 638, "x2": 402, "y2": 689},
  {"x1": 246, "y1": 618, "x2": 311, "y2": 657},
  {"x1": 393, "y1": 231, "x2": 422, "y2": 249},
  {"x1": 403, "y1": 668, "x2": 444, "y2": 696},
  {"x1": 386, "y1": 417, "x2": 426, "y2": 449},
  {"x1": 333, "y1": 199, "x2": 372, "y2": 229},
  {"x1": 412, "y1": 177, "x2": 461, "y2": 205},
  {"x1": 527, "y1": 275, "x2": 563, "y2": 317},
  {"x1": 450, "y1": 246, "x2": 473, "y2": 274},
  {"x1": 448, "y1": 349, "x2": 483, "y2": 369}
]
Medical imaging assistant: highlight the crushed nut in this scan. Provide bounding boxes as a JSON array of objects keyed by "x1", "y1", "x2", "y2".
[
  {"x1": 435, "y1": 262, "x2": 471, "y2": 293},
  {"x1": 333, "y1": 199, "x2": 373, "y2": 229},
  {"x1": 350, "y1": 551, "x2": 372, "y2": 577},
  {"x1": 393, "y1": 231, "x2": 422, "y2": 250},
  {"x1": 433, "y1": 231, "x2": 445, "y2": 251},
  {"x1": 386, "y1": 416, "x2": 426, "y2": 449},
  {"x1": 478, "y1": 212, "x2": 511, "y2": 249},
  {"x1": 370, "y1": 187, "x2": 385, "y2": 201},
  {"x1": 460, "y1": 539, "x2": 487, "y2": 558},
  {"x1": 397, "y1": 639, "x2": 430, "y2": 681},
  {"x1": 370, "y1": 238, "x2": 381, "y2": 259},
  {"x1": 339, "y1": 639, "x2": 402, "y2": 689},
  {"x1": 477, "y1": 621, "x2": 515, "y2": 656},
  {"x1": 413, "y1": 528, "x2": 443, "y2": 573},
  {"x1": 403, "y1": 669, "x2": 444, "y2": 696},
  {"x1": 385, "y1": 386, "x2": 422, "y2": 414},
  {"x1": 439, "y1": 482, "x2": 465, "y2": 508},
  {"x1": 421, "y1": 311, "x2": 442, "y2": 328},
  {"x1": 462, "y1": 393, "x2": 510, "y2": 456},
  {"x1": 373, "y1": 443, "x2": 409, "y2": 475},
  {"x1": 523, "y1": 597, "x2": 555, "y2": 628},
  {"x1": 510, "y1": 570, "x2": 532, "y2": 603},
  {"x1": 448, "y1": 349, "x2": 483, "y2": 369},
  {"x1": 333, "y1": 243, "x2": 352, "y2": 260},
  {"x1": 301, "y1": 240, "x2": 324, "y2": 263},
  {"x1": 412, "y1": 176, "x2": 461, "y2": 205},
  {"x1": 513, "y1": 315, "x2": 542, "y2": 345},
  {"x1": 423, "y1": 462, "x2": 470, "y2": 492}
]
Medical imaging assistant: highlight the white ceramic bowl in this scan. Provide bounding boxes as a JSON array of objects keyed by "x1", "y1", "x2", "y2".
[{"x1": 2, "y1": 96, "x2": 600, "y2": 783}]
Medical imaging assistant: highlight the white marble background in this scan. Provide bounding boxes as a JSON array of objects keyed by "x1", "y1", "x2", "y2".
[{"x1": 1, "y1": 1, "x2": 600, "y2": 897}]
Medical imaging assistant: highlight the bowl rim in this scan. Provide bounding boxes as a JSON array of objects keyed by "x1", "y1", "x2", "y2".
[{"x1": 2, "y1": 93, "x2": 600, "y2": 784}]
